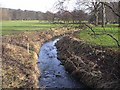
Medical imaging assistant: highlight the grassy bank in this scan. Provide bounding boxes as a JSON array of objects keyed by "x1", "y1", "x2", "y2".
[{"x1": 79, "y1": 24, "x2": 120, "y2": 48}]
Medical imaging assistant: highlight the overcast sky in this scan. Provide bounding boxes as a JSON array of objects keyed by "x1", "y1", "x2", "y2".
[{"x1": 0, "y1": 0, "x2": 76, "y2": 12}]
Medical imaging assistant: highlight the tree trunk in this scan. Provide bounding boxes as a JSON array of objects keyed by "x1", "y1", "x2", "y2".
[
  {"x1": 102, "y1": 3, "x2": 106, "y2": 27},
  {"x1": 118, "y1": 1, "x2": 120, "y2": 27},
  {"x1": 72, "y1": 19, "x2": 75, "y2": 24},
  {"x1": 95, "y1": 11, "x2": 98, "y2": 26}
]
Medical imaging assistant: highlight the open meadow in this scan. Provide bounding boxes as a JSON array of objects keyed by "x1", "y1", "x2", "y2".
[
  {"x1": 2, "y1": 20, "x2": 120, "y2": 48},
  {"x1": 1, "y1": 20, "x2": 61, "y2": 35},
  {"x1": 79, "y1": 24, "x2": 119, "y2": 48}
]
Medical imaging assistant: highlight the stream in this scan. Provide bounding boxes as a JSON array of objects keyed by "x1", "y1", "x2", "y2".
[{"x1": 38, "y1": 39, "x2": 86, "y2": 89}]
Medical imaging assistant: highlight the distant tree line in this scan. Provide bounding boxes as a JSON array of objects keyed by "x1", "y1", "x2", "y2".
[
  {"x1": 1, "y1": 8, "x2": 45, "y2": 20},
  {"x1": 0, "y1": 6, "x2": 119, "y2": 25},
  {"x1": 0, "y1": 8, "x2": 88, "y2": 22}
]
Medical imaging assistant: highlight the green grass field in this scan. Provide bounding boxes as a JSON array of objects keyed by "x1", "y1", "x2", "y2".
[
  {"x1": 1, "y1": 20, "x2": 119, "y2": 48},
  {"x1": 1, "y1": 20, "x2": 62, "y2": 35},
  {"x1": 1, "y1": 20, "x2": 80, "y2": 35},
  {"x1": 79, "y1": 24, "x2": 120, "y2": 48}
]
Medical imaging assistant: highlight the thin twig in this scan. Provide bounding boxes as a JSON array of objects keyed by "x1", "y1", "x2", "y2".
[{"x1": 83, "y1": 23, "x2": 96, "y2": 37}]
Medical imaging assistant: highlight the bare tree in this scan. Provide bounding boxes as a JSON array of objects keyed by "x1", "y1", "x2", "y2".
[
  {"x1": 101, "y1": 2, "x2": 106, "y2": 27},
  {"x1": 101, "y1": 2, "x2": 120, "y2": 26},
  {"x1": 61, "y1": 10, "x2": 72, "y2": 23},
  {"x1": 118, "y1": 1, "x2": 120, "y2": 27},
  {"x1": 75, "y1": 1, "x2": 101, "y2": 26},
  {"x1": 71, "y1": 9, "x2": 88, "y2": 24},
  {"x1": 92, "y1": 2, "x2": 101, "y2": 26},
  {"x1": 1, "y1": 8, "x2": 11, "y2": 20},
  {"x1": 45, "y1": 11, "x2": 55, "y2": 23}
]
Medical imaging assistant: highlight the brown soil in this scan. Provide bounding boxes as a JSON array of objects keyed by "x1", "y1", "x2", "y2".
[
  {"x1": 56, "y1": 36, "x2": 120, "y2": 89},
  {"x1": 1, "y1": 28, "x2": 75, "y2": 88}
]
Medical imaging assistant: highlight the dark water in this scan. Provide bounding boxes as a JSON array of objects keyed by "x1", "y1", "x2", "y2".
[{"x1": 38, "y1": 39, "x2": 86, "y2": 89}]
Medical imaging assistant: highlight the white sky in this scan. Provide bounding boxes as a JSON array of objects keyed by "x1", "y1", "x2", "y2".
[{"x1": 0, "y1": 0, "x2": 76, "y2": 12}]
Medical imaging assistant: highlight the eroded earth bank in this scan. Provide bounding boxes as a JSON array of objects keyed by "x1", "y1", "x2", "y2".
[
  {"x1": 2, "y1": 28, "x2": 120, "y2": 89},
  {"x1": 56, "y1": 36, "x2": 120, "y2": 89},
  {"x1": 2, "y1": 28, "x2": 74, "y2": 88}
]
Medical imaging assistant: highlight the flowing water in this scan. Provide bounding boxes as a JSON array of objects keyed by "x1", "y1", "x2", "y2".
[{"x1": 38, "y1": 39, "x2": 86, "y2": 89}]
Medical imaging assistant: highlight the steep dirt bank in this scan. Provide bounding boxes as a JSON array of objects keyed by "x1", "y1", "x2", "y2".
[
  {"x1": 2, "y1": 28, "x2": 75, "y2": 88},
  {"x1": 56, "y1": 36, "x2": 120, "y2": 89}
]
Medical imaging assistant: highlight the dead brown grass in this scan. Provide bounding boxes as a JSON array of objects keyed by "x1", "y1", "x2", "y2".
[{"x1": 2, "y1": 28, "x2": 75, "y2": 88}]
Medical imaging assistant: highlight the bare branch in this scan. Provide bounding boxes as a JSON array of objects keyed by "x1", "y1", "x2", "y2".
[
  {"x1": 101, "y1": 2, "x2": 120, "y2": 17},
  {"x1": 106, "y1": 33, "x2": 120, "y2": 47},
  {"x1": 81, "y1": 23, "x2": 120, "y2": 47},
  {"x1": 82, "y1": 23, "x2": 96, "y2": 36}
]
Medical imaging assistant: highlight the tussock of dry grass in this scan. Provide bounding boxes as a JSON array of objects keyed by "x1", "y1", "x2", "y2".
[{"x1": 2, "y1": 43, "x2": 39, "y2": 88}]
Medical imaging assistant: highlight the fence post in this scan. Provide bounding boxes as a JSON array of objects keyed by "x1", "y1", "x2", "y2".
[{"x1": 27, "y1": 43, "x2": 29, "y2": 53}]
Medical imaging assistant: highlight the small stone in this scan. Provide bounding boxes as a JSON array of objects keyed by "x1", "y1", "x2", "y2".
[
  {"x1": 37, "y1": 62, "x2": 40, "y2": 64},
  {"x1": 55, "y1": 74, "x2": 61, "y2": 77}
]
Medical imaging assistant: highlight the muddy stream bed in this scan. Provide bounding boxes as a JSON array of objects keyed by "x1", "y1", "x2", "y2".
[{"x1": 38, "y1": 38, "x2": 87, "y2": 89}]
